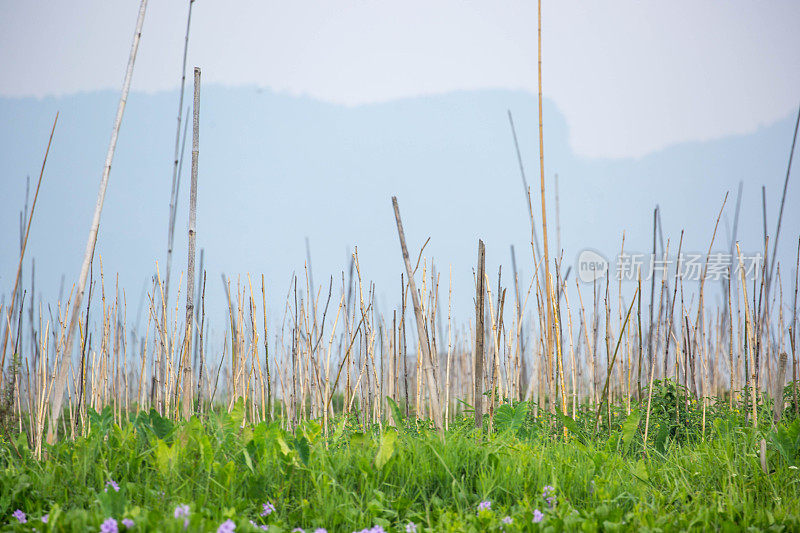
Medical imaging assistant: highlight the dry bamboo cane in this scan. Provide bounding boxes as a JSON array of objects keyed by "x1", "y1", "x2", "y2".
[
  {"x1": 767, "y1": 103, "x2": 800, "y2": 291},
  {"x1": 774, "y1": 352, "x2": 788, "y2": 423},
  {"x1": 536, "y1": 0, "x2": 556, "y2": 416},
  {"x1": 561, "y1": 283, "x2": 577, "y2": 417},
  {"x1": 474, "y1": 240, "x2": 486, "y2": 430},
  {"x1": 48, "y1": 0, "x2": 148, "y2": 443},
  {"x1": 551, "y1": 280, "x2": 567, "y2": 435},
  {"x1": 445, "y1": 266, "x2": 453, "y2": 430},
  {"x1": 0, "y1": 114, "x2": 57, "y2": 380},
  {"x1": 736, "y1": 243, "x2": 758, "y2": 428},
  {"x1": 576, "y1": 281, "x2": 595, "y2": 410},
  {"x1": 165, "y1": 0, "x2": 195, "y2": 311},
  {"x1": 178, "y1": 67, "x2": 200, "y2": 419},
  {"x1": 594, "y1": 284, "x2": 640, "y2": 429},
  {"x1": 728, "y1": 270, "x2": 735, "y2": 408},
  {"x1": 391, "y1": 197, "x2": 443, "y2": 430},
  {"x1": 792, "y1": 237, "x2": 799, "y2": 418}
]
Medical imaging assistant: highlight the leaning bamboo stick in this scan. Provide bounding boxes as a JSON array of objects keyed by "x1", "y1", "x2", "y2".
[
  {"x1": 48, "y1": 0, "x2": 149, "y2": 443},
  {"x1": 391, "y1": 197, "x2": 443, "y2": 430},
  {"x1": 0, "y1": 114, "x2": 57, "y2": 384}
]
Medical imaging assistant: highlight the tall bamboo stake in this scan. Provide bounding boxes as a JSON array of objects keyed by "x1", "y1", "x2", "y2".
[
  {"x1": 536, "y1": 0, "x2": 556, "y2": 416},
  {"x1": 391, "y1": 197, "x2": 443, "y2": 430},
  {"x1": 48, "y1": 0, "x2": 148, "y2": 444},
  {"x1": 165, "y1": 0, "x2": 196, "y2": 309},
  {"x1": 179, "y1": 67, "x2": 200, "y2": 419},
  {"x1": 474, "y1": 240, "x2": 486, "y2": 430}
]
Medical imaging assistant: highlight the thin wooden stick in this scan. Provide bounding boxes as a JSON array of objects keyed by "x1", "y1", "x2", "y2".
[
  {"x1": 178, "y1": 67, "x2": 200, "y2": 419},
  {"x1": 0, "y1": 113, "x2": 58, "y2": 381},
  {"x1": 536, "y1": 0, "x2": 556, "y2": 416},
  {"x1": 474, "y1": 240, "x2": 486, "y2": 430},
  {"x1": 165, "y1": 0, "x2": 196, "y2": 308},
  {"x1": 391, "y1": 197, "x2": 443, "y2": 430},
  {"x1": 48, "y1": 0, "x2": 148, "y2": 443}
]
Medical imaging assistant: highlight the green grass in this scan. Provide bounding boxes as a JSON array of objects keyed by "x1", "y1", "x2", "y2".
[{"x1": 1, "y1": 380, "x2": 799, "y2": 532}]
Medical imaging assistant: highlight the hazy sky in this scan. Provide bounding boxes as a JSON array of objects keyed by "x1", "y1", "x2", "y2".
[{"x1": 1, "y1": 1, "x2": 798, "y2": 159}]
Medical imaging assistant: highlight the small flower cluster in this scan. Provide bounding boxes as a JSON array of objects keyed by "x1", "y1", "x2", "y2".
[
  {"x1": 12, "y1": 510, "x2": 72, "y2": 527},
  {"x1": 105, "y1": 479, "x2": 120, "y2": 493},
  {"x1": 405, "y1": 522, "x2": 417, "y2": 533},
  {"x1": 352, "y1": 526, "x2": 386, "y2": 533},
  {"x1": 261, "y1": 502, "x2": 276, "y2": 517},
  {"x1": 217, "y1": 519, "x2": 236, "y2": 533},
  {"x1": 249, "y1": 520, "x2": 269, "y2": 530},
  {"x1": 542, "y1": 485, "x2": 557, "y2": 508},
  {"x1": 174, "y1": 504, "x2": 191, "y2": 529},
  {"x1": 532, "y1": 509, "x2": 544, "y2": 523},
  {"x1": 477, "y1": 500, "x2": 492, "y2": 514},
  {"x1": 501, "y1": 516, "x2": 513, "y2": 525},
  {"x1": 100, "y1": 518, "x2": 118, "y2": 533}
]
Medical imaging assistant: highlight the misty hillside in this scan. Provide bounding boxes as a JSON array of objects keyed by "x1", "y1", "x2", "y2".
[{"x1": 1, "y1": 88, "x2": 797, "y2": 336}]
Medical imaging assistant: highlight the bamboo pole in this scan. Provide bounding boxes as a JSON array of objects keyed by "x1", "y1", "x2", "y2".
[
  {"x1": 474, "y1": 240, "x2": 486, "y2": 430},
  {"x1": 536, "y1": 0, "x2": 556, "y2": 416},
  {"x1": 48, "y1": 0, "x2": 148, "y2": 443},
  {"x1": 178, "y1": 67, "x2": 200, "y2": 419},
  {"x1": 165, "y1": 0, "x2": 195, "y2": 311},
  {"x1": 391, "y1": 197, "x2": 443, "y2": 430},
  {"x1": 0, "y1": 114, "x2": 58, "y2": 383}
]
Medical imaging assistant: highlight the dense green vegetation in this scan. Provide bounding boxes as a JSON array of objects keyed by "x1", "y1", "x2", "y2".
[{"x1": 2, "y1": 380, "x2": 799, "y2": 532}]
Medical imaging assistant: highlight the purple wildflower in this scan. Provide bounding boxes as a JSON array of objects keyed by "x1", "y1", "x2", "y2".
[
  {"x1": 41, "y1": 514, "x2": 49, "y2": 524},
  {"x1": 217, "y1": 519, "x2": 236, "y2": 533},
  {"x1": 122, "y1": 518, "x2": 135, "y2": 528},
  {"x1": 105, "y1": 479, "x2": 120, "y2": 493},
  {"x1": 261, "y1": 502, "x2": 276, "y2": 517},
  {"x1": 100, "y1": 518, "x2": 119, "y2": 533},
  {"x1": 502, "y1": 516, "x2": 513, "y2": 525},
  {"x1": 174, "y1": 504, "x2": 190, "y2": 519},
  {"x1": 406, "y1": 523, "x2": 417, "y2": 533},
  {"x1": 542, "y1": 485, "x2": 557, "y2": 507},
  {"x1": 314, "y1": 529, "x2": 327, "y2": 533},
  {"x1": 291, "y1": 529, "x2": 305, "y2": 533},
  {"x1": 477, "y1": 500, "x2": 492, "y2": 514},
  {"x1": 12, "y1": 510, "x2": 26, "y2": 523},
  {"x1": 250, "y1": 521, "x2": 269, "y2": 531},
  {"x1": 532, "y1": 509, "x2": 544, "y2": 523}
]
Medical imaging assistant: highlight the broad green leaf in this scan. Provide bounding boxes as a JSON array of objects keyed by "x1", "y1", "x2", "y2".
[
  {"x1": 294, "y1": 436, "x2": 310, "y2": 466},
  {"x1": 387, "y1": 397, "x2": 405, "y2": 427},
  {"x1": 621, "y1": 409, "x2": 641, "y2": 454},
  {"x1": 375, "y1": 429, "x2": 398, "y2": 469},
  {"x1": 154, "y1": 439, "x2": 176, "y2": 476},
  {"x1": 560, "y1": 413, "x2": 589, "y2": 445},
  {"x1": 242, "y1": 448, "x2": 254, "y2": 473}
]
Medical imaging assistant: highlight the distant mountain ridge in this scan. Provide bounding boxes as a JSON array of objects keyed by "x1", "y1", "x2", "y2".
[{"x1": 0, "y1": 87, "x2": 797, "y2": 336}]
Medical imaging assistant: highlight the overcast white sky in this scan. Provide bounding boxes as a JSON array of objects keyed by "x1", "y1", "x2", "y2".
[{"x1": 1, "y1": 1, "x2": 798, "y2": 158}]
